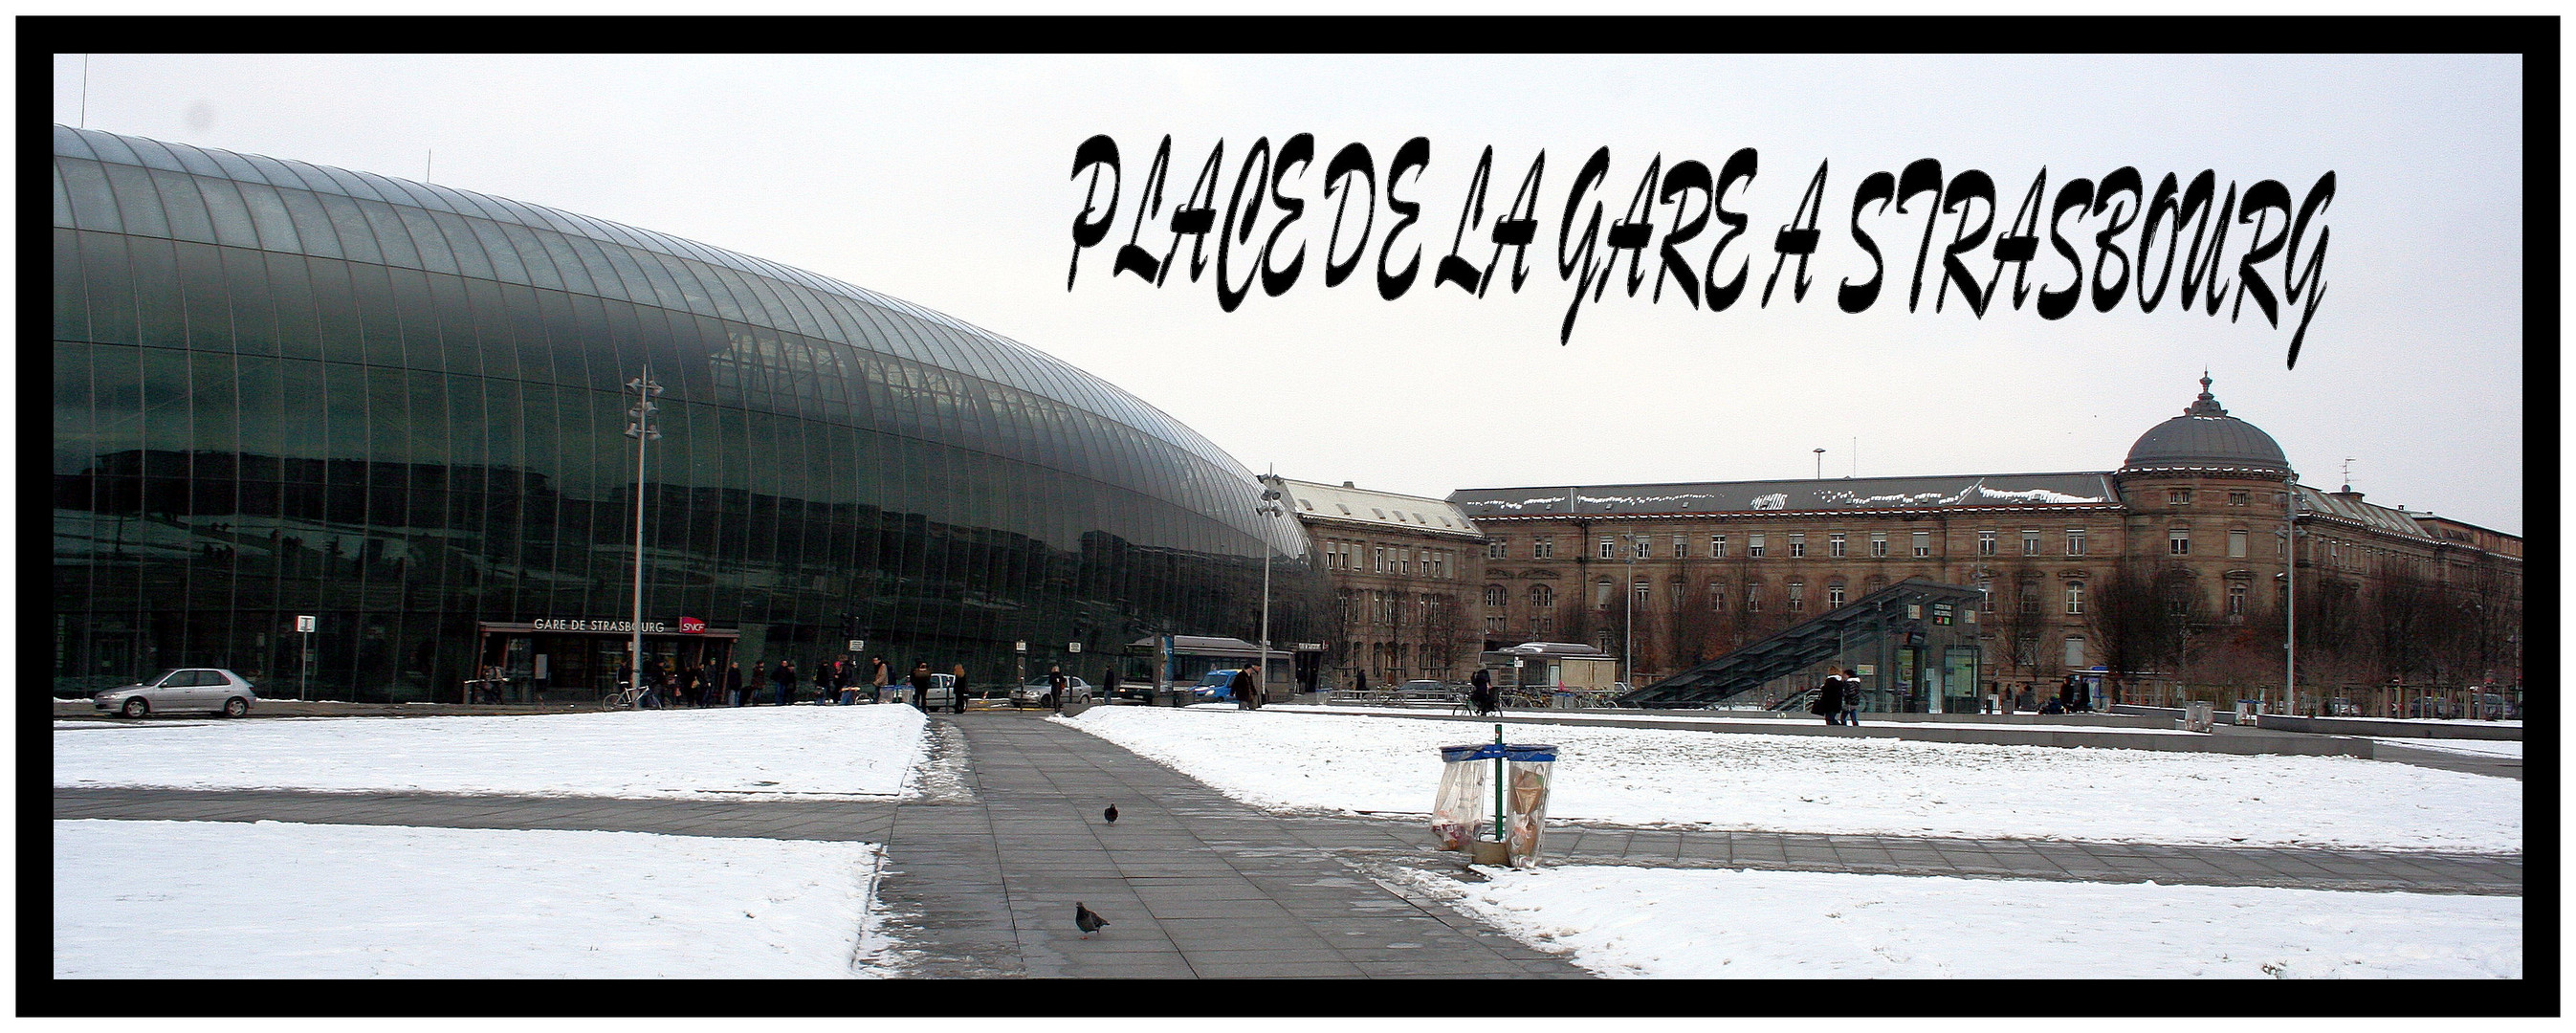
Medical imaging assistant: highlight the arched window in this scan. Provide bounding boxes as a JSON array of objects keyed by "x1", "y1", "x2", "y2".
[
  {"x1": 1483, "y1": 584, "x2": 1507, "y2": 607},
  {"x1": 1529, "y1": 583, "x2": 1554, "y2": 609}
]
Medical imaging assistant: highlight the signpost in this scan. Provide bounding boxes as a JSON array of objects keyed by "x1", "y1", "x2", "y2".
[
  {"x1": 296, "y1": 615, "x2": 316, "y2": 701},
  {"x1": 848, "y1": 638, "x2": 865, "y2": 653},
  {"x1": 1068, "y1": 642, "x2": 1082, "y2": 654}
]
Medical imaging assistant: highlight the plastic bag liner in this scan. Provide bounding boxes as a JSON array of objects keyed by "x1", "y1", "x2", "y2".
[{"x1": 1432, "y1": 743, "x2": 1559, "y2": 867}]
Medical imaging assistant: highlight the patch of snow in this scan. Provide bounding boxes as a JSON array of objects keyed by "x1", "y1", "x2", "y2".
[
  {"x1": 1398, "y1": 865, "x2": 2520, "y2": 979},
  {"x1": 1750, "y1": 493, "x2": 1788, "y2": 510},
  {"x1": 54, "y1": 705, "x2": 930, "y2": 801},
  {"x1": 1058, "y1": 708, "x2": 2519, "y2": 851},
  {"x1": 54, "y1": 820, "x2": 895, "y2": 978}
]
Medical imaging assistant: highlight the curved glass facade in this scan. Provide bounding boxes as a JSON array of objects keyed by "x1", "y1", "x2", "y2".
[{"x1": 53, "y1": 124, "x2": 1324, "y2": 701}]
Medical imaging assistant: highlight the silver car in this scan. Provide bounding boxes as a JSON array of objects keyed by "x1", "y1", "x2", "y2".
[
  {"x1": 1012, "y1": 676, "x2": 1091, "y2": 708},
  {"x1": 94, "y1": 668, "x2": 258, "y2": 718}
]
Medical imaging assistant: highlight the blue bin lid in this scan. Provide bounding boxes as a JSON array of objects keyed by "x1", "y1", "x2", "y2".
[{"x1": 1439, "y1": 743, "x2": 1559, "y2": 763}]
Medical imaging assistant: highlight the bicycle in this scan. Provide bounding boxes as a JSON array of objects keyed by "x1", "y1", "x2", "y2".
[{"x1": 599, "y1": 680, "x2": 656, "y2": 711}]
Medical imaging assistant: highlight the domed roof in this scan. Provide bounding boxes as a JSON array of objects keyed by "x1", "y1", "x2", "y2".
[{"x1": 2122, "y1": 376, "x2": 2292, "y2": 475}]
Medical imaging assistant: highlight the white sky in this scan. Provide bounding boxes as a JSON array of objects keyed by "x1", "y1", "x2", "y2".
[{"x1": 50, "y1": 52, "x2": 2527, "y2": 536}]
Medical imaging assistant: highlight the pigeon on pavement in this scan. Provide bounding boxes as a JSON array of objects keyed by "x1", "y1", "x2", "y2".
[
  {"x1": 1103, "y1": 804, "x2": 1118, "y2": 824},
  {"x1": 1075, "y1": 902, "x2": 1110, "y2": 938}
]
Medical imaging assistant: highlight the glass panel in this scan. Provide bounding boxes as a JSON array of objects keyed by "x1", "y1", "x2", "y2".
[
  {"x1": 396, "y1": 205, "x2": 463, "y2": 275},
  {"x1": 55, "y1": 229, "x2": 87, "y2": 343},
  {"x1": 56, "y1": 158, "x2": 121, "y2": 233},
  {"x1": 356, "y1": 199, "x2": 424, "y2": 269},
  {"x1": 231, "y1": 181, "x2": 302, "y2": 253},
  {"x1": 128, "y1": 235, "x2": 187, "y2": 349},
  {"x1": 313, "y1": 193, "x2": 383, "y2": 264},
  {"x1": 305, "y1": 255, "x2": 363, "y2": 364},
  {"x1": 174, "y1": 241, "x2": 233, "y2": 353},
  {"x1": 192, "y1": 175, "x2": 262, "y2": 249},
  {"x1": 273, "y1": 186, "x2": 344, "y2": 259},
  {"x1": 101, "y1": 164, "x2": 170, "y2": 239},
  {"x1": 431, "y1": 210, "x2": 497, "y2": 281}
]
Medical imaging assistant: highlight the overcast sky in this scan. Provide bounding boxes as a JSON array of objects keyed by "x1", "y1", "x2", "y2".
[{"x1": 52, "y1": 52, "x2": 2527, "y2": 536}]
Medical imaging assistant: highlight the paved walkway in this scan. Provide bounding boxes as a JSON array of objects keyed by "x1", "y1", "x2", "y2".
[{"x1": 52, "y1": 710, "x2": 2523, "y2": 978}]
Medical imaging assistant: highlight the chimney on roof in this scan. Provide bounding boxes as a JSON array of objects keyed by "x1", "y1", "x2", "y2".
[{"x1": 1342, "y1": 481, "x2": 1354, "y2": 489}]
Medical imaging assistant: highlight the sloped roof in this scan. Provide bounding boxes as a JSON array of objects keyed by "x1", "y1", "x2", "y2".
[
  {"x1": 1282, "y1": 478, "x2": 1483, "y2": 538},
  {"x1": 1450, "y1": 473, "x2": 2119, "y2": 518}
]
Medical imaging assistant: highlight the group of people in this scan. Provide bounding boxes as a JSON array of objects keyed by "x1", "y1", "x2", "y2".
[
  {"x1": 1809, "y1": 668, "x2": 1862, "y2": 726},
  {"x1": 610, "y1": 653, "x2": 969, "y2": 712}
]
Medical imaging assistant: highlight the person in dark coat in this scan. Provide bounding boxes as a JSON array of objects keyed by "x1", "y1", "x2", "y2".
[
  {"x1": 1811, "y1": 670, "x2": 1847, "y2": 725},
  {"x1": 1104, "y1": 668, "x2": 1121, "y2": 703},
  {"x1": 1469, "y1": 668, "x2": 1497, "y2": 716},
  {"x1": 726, "y1": 661, "x2": 746, "y2": 707},
  {"x1": 774, "y1": 660, "x2": 797, "y2": 706},
  {"x1": 1046, "y1": 665, "x2": 1068, "y2": 712},
  {"x1": 1231, "y1": 665, "x2": 1260, "y2": 710},
  {"x1": 910, "y1": 661, "x2": 935, "y2": 709}
]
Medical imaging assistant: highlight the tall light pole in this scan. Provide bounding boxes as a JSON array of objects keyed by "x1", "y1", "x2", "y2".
[
  {"x1": 624, "y1": 366, "x2": 664, "y2": 695},
  {"x1": 1255, "y1": 472, "x2": 1286, "y2": 704},
  {"x1": 1622, "y1": 533, "x2": 1644, "y2": 688},
  {"x1": 2280, "y1": 473, "x2": 2300, "y2": 716}
]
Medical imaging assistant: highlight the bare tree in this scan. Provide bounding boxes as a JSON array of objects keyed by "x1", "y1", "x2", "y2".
[
  {"x1": 1983, "y1": 564, "x2": 2047, "y2": 693},
  {"x1": 2085, "y1": 558, "x2": 2197, "y2": 708}
]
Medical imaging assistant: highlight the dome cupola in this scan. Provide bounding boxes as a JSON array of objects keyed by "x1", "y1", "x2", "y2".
[{"x1": 2120, "y1": 374, "x2": 2292, "y2": 476}]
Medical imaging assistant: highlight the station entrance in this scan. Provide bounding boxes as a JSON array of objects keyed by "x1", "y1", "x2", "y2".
[{"x1": 472, "y1": 621, "x2": 738, "y2": 703}]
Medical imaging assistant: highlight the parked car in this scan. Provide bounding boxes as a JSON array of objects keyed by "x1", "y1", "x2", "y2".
[
  {"x1": 1191, "y1": 669, "x2": 1239, "y2": 702},
  {"x1": 1103, "y1": 677, "x2": 1154, "y2": 705},
  {"x1": 1012, "y1": 675, "x2": 1092, "y2": 708},
  {"x1": 94, "y1": 668, "x2": 257, "y2": 718}
]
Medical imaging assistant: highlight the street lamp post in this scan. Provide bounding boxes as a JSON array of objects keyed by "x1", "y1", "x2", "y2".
[
  {"x1": 1622, "y1": 533, "x2": 1643, "y2": 689},
  {"x1": 1256, "y1": 472, "x2": 1286, "y2": 705},
  {"x1": 624, "y1": 366, "x2": 664, "y2": 699},
  {"x1": 2279, "y1": 474, "x2": 2300, "y2": 716}
]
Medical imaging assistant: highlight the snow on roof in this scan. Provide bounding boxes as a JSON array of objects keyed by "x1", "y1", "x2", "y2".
[
  {"x1": 1279, "y1": 477, "x2": 1483, "y2": 538},
  {"x1": 1451, "y1": 473, "x2": 2116, "y2": 517}
]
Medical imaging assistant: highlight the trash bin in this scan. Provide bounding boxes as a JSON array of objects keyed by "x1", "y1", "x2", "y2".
[
  {"x1": 1432, "y1": 736, "x2": 1558, "y2": 868},
  {"x1": 2184, "y1": 701, "x2": 2214, "y2": 733}
]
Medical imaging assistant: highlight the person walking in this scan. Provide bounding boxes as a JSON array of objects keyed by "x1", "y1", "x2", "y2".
[
  {"x1": 726, "y1": 661, "x2": 747, "y2": 707},
  {"x1": 1231, "y1": 664, "x2": 1260, "y2": 711},
  {"x1": 1811, "y1": 670, "x2": 1846, "y2": 726},
  {"x1": 1046, "y1": 664, "x2": 1068, "y2": 713},
  {"x1": 774, "y1": 659, "x2": 797, "y2": 706},
  {"x1": 952, "y1": 662, "x2": 969, "y2": 712},
  {"x1": 1104, "y1": 668, "x2": 1121, "y2": 704},
  {"x1": 1841, "y1": 670, "x2": 1860, "y2": 727},
  {"x1": 1354, "y1": 669, "x2": 1367, "y2": 701},
  {"x1": 870, "y1": 656, "x2": 892, "y2": 705},
  {"x1": 910, "y1": 660, "x2": 935, "y2": 710}
]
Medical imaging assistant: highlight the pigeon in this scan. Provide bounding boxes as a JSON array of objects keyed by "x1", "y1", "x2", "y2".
[
  {"x1": 1075, "y1": 902, "x2": 1110, "y2": 938},
  {"x1": 1103, "y1": 804, "x2": 1118, "y2": 824}
]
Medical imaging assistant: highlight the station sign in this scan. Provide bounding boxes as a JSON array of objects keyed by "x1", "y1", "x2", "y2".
[
  {"x1": 679, "y1": 616, "x2": 707, "y2": 634},
  {"x1": 1068, "y1": 642, "x2": 1083, "y2": 653},
  {"x1": 296, "y1": 615, "x2": 317, "y2": 633},
  {"x1": 530, "y1": 618, "x2": 672, "y2": 633}
]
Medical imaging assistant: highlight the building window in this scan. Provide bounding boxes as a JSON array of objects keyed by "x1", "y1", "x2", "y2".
[
  {"x1": 1633, "y1": 582, "x2": 1650, "y2": 605},
  {"x1": 2065, "y1": 581, "x2": 2085, "y2": 615},
  {"x1": 2019, "y1": 582, "x2": 2040, "y2": 613},
  {"x1": 1786, "y1": 581, "x2": 1805, "y2": 611},
  {"x1": 1486, "y1": 616, "x2": 1505, "y2": 633},
  {"x1": 1978, "y1": 530, "x2": 1997, "y2": 556},
  {"x1": 1749, "y1": 534, "x2": 1766, "y2": 558},
  {"x1": 2169, "y1": 527, "x2": 2191, "y2": 556},
  {"x1": 1870, "y1": 532, "x2": 1888, "y2": 558},
  {"x1": 1668, "y1": 578, "x2": 1688, "y2": 606},
  {"x1": 1595, "y1": 580, "x2": 1614, "y2": 608},
  {"x1": 1828, "y1": 582, "x2": 1847, "y2": 608},
  {"x1": 1746, "y1": 582, "x2": 1762, "y2": 612},
  {"x1": 1672, "y1": 534, "x2": 1688, "y2": 558},
  {"x1": 2021, "y1": 529, "x2": 2041, "y2": 555},
  {"x1": 2066, "y1": 528, "x2": 2086, "y2": 556},
  {"x1": 1911, "y1": 531, "x2": 1930, "y2": 558},
  {"x1": 1533, "y1": 538, "x2": 1554, "y2": 559},
  {"x1": 1530, "y1": 584, "x2": 1553, "y2": 609},
  {"x1": 2228, "y1": 491, "x2": 2251, "y2": 507},
  {"x1": 1633, "y1": 538, "x2": 1650, "y2": 560},
  {"x1": 2063, "y1": 635, "x2": 2086, "y2": 668},
  {"x1": 1974, "y1": 579, "x2": 1993, "y2": 612},
  {"x1": 1534, "y1": 613, "x2": 1552, "y2": 635},
  {"x1": 1484, "y1": 584, "x2": 1507, "y2": 607},
  {"x1": 1373, "y1": 546, "x2": 1384, "y2": 573},
  {"x1": 1486, "y1": 539, "x2": 1507, "y2": 560},
  {"x1": 2227, "y1": 582, "x2": 2246, "y2": 616},
  {"x1": 1711, "y1": 535, "x2": 1727, "y2": 559},
  {"x1": 1599, "y1": 538, "x2": 1616, "y2": 560},
  {"x1": 1708, "y1": 581, "x2": 1726, "y2": 612},
  {"x1": 2169, "y1": 489, "x2": 2192, "y2": 506},
  {"x1": 1829, "y1": 532, "x2": 1847, "y2": 558},
  {"x1": 2228, "y1": 529, "x2": 2248, "y2": 559},
  {"x1": 1788, "y1": 533, "x2": 1806, "y2": 558}
]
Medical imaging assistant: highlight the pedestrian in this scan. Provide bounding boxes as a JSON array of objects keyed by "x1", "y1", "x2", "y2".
[
  {"x1": 834, "y1": 659, "x2": 859, "y2": 706},
  {"x1": 1231, "y1": 664, "x2": 1260, "y2": 711},
  {"x1": 726, "y1": 661, "x2": 746, "y2": 707},
  {"x1": 1842, "y1": 670, "x2": 1860, "y2": 727},
  {"x1": 1811, "y1": 670, "x2": 1845, "y2": 726},
  {"x1": 1046, "y1": 664, "x2": 1068, "y2": 712},
  {"x1": 679, "y1": 662, "x2": 701, "y2": 708},
  {"x1": 1354, "y1": 669, "x2": 1368, "y2": 702},
  {"x1": 1469, "y1": 668, "x2": 1496, "y2": 716},
  {"x1": 870, "y1": 656, "x2": 892, "y2": 704},
  {"x1": 910, "y1": 661, "x2": 935, "y2": 710},
  {"x1": 952, "y1": 662, "x2": 969, "y2": 712},
  {"x1": 2058, "y1": 673, "x2": 2078, "y2": 714},
  {"x1": 1104, "y1": 668, "x2": 1121, "y2": 704},
  {"x1": 775, "y1": 659, "x2": 797, "y2": 706}
]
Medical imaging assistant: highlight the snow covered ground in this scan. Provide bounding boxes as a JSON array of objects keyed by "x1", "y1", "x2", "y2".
[
  {"x1": 1060, "y1": 708, "x2": 2520, "y2": 851},
  {"x1": 1276, "y1": 703, "x2": 2202, "y2": 735},
  {"x1": 55, "y1": 705, "x2": 930, "y2": 800},
  {"x1": 1395, "y1": 864, "x2": 2521, "y2": 979},
  {"x1": 54, "y1": 820, "x2": 894, "y2": 978},
  {"x1": 2365, "y1": 737, "x2": 2525, "y2": 759}
]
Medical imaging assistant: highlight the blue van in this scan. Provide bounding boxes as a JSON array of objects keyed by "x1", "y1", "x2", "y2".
[{"x1": 1192, "y1": 669, "x2": 1239, "y2": 702}]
